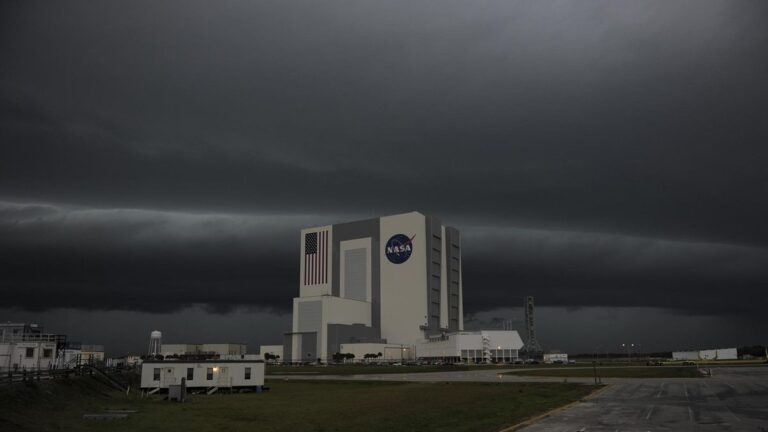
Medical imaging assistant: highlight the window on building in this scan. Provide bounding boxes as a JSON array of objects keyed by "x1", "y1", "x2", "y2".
[
  {"x1": 206, "y1": 367, "x2": 213, "y2": 380},
  {"x1": 187, "y1": 368, "x2": 194, "y2": 380},
  {"x1": 153, "y1": 368, "x2": 161, "y2": 381},
  {"x1": 43, "y1": 348, "x2": 53, "y2": 358},
  {"x1": 244, "y1": 367, "x2": 251, "y2": 380},
  {"x1": 25, "y1": 347, "x2": 34, "y2": 358}
]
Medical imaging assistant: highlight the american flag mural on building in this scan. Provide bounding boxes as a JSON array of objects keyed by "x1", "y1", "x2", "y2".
[{"x1": 304, "y1": 230, "x2": 328, "y2": 285}]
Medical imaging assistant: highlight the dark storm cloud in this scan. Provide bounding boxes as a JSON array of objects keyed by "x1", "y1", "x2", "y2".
[
  {"x1": 2, "y1": 201, "x2": 766, "y2": 320},
  {"x1": 462, "y1": 226, "x2": 768, "y2": 317},
  {"x1": 0, "y1": 201, "x2": 323, "y2": 313},
  {"x1": 1, "y1": 1, "x2": 767, "y2": 321}
]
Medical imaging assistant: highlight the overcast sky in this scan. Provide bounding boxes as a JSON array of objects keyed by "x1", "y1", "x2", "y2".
[{"x1": 1, "y1": 0, "x2": 767, "y2": 354}]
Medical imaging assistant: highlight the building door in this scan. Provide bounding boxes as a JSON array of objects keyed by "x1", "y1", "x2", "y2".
[
  {"x1": 162, "y1": 367, "x2": 176, "y2": 386},
  {"x1": 217, "y1": 367, "x2": 230, "y2": 387}
]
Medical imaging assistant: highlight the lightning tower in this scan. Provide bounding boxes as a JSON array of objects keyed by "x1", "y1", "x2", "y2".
[{"x1": 523, "y1": 296, "x2": 542, "y2": 354}]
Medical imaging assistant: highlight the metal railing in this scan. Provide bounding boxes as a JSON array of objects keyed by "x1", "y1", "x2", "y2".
[
  {"x1": 0, "y1": 333, "x2": 65, "y2": 343},
  {"x1": 0, "y1": 364, "x2": 131, "y2": 389},
  {"x1": 0, "y1": 368, "x2": 75, "y2": 385}
]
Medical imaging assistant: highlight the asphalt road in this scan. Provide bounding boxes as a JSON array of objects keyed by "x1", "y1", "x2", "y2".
[
  {"x1": 518, "y1": 366, "x2": 768, "y2": 432},
  {"x1": 271, "y1": 365, "x2": 768, "y2": 431}
]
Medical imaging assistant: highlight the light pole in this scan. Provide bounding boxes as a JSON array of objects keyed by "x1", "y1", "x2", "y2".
[{"x1": 621, "y1": 343, "x2": 636, "y2": 362}]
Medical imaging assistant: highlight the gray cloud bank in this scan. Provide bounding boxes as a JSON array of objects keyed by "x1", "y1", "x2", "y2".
[{"x1": 1, "y1": 201, "x2": 765, "y2": 320}]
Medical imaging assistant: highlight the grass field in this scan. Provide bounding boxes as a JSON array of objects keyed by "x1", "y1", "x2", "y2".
[
  {"x1": 0, "y1": 377, "x2": 596, "y2": 432},
  {"x1": 265, "y1": 363, "x2": 621, "y2": 376},
  {"x1": 266, "y1": 364, "x2": 506, "y2": 375},
  {"x1": 506, "y1": 366, "x2": 702, "y2": 379}
]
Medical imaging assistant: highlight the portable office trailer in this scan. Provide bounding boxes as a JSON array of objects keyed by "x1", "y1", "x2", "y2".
[{"x1": 140, "y1": 359, "x2": 264, "y2": 390}]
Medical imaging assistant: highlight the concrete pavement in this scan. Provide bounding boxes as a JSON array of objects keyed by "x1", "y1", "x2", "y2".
[{"x1": 518, "y1": 366, "x2": 768, "y2": 431}]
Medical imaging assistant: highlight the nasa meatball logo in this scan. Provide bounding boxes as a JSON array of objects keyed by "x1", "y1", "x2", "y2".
[{"x1": 385, "y1": 234, "x2": 415, "y2": 264}]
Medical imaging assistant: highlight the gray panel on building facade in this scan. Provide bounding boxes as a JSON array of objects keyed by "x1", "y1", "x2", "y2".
[
  {"x1": 331, "y1": 218, "x2": 381, "y2": 328},
  {"x1": 282, "y1": 333, "x2": 292, "y2": 362},
  {"x1": 297, "y1": 301, "x2": 322, "y2": 332},
  {"x1": 343, "y1": 248, "x2": 367, "y2": 302},
  {"x1": 445, "y1": 226, "x2": 461, "y2": 331},
  {"x1": 425, "y1": 215, "x2": 443, "y2": 335},
  {"x1": 300, "y1": 332, "x2": 317, "y2": 361}
]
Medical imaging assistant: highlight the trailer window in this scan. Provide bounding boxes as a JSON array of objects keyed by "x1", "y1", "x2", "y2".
[
  {"x1": 25, "y1": 347, "x2": 34, "y2": 358},
  {"x1": 244, "y1": 367, "x2": 251, "y2": 380},
  {"x1": 206, "y1": 367, "x2": 213, "y2": 380},
  {"x1": 43, "y1": 349, "x2": 53, "y2": 358},
  {"x1": 187, "y1": 368, "x2": 194, "y2": 380},
  {"x1": 153, "y1": 368, "x2": 161, "y2": 381}
]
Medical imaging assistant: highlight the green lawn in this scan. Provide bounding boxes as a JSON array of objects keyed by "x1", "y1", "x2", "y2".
[
  {"x1": 0, "y1": 377, "x2": 597, "y2": 432},
  {"x1": 506, "y1": 366, "x2": 702, "y2": 379},
  {"x1": 266, "y1": 364, "x2": 507, "y2": 375}
]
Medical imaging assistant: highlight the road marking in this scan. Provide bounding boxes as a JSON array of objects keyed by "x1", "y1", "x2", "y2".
[
  {"x1": 703, "y1": 382, "x2": 741, "y2": 422},
  {"x1": 645, "y1": 405, "x2": 655, "y2": 420},
  {"x1": 683, "y1": 383, "x2": 689, "y2": 398},
  {"x1": 655, "y1": 383, "x2": 664, "y2": 398},
  {"x1": 688, "y1": 406, "x2": 694, "y2": 423}
]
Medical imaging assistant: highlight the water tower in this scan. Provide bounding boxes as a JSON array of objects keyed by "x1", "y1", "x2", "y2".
[{"x1": 148, "y1": 330, "x2": 162, "y2": 356}]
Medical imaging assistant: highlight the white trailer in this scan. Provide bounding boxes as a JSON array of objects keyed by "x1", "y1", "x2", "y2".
[
  {"x1": 140, "y1": 359, "x2": 264, "y2": 391},
  {"x1": 543, "y1": 352, "x2": 568, "y2": 364}
]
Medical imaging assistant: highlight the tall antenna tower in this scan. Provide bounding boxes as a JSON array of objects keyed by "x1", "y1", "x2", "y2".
[
  {"x1": 148, "y1": 330, "x2": 162, "y2": 356},
  {"x1": 523, "y1": 296, "x2": 542, "y2": 353}
]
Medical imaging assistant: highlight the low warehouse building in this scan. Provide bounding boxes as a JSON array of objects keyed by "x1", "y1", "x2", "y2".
[
  {"x1": 416, "y1": 330, "x2": 523, "y2": 363},
  {"x1": 338, "y1": 343, "x2": 415, "y2": 363},
  {"x1": 160, "y1": 343, "x2": 247, "y2": 358},
  {"x1": 140, "y1": 357, "x2": 264, "y2": 391},
  {"x1": 673, "y1": 347, "x2": 737, "y2": 361},
  {"x1": 543, "y1": 352, "x2": 568, "y2": 364},
  {"x1": 259, "y1": 345, "x2": 284, "y2": 362}
]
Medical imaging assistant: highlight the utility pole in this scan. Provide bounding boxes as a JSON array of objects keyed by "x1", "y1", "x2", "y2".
[{"x1": 592, "y1": 360, "x2": 599, "y2": 385}]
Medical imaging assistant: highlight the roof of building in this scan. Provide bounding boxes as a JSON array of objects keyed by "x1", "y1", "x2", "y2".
[{"x1": 142, "y1": 359, "x2": 264, "y2": 364}]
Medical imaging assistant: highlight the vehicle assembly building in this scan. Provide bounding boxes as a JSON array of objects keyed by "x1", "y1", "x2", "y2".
[{"x1": 284, "y1": 211, "x2": 465, "y2": 363}]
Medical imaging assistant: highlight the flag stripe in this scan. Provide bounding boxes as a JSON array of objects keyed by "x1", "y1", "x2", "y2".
[
  {"x1": 323, "y1": 231, "x2": 327, "y2": 283},
  {"x1": 321, "y1": 231, "x2": 325, "y2": 283}
]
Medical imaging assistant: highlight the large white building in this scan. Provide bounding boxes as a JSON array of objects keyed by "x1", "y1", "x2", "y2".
[{"x1": 284, "y1": 212, "x2": 464, "y2": 363}]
